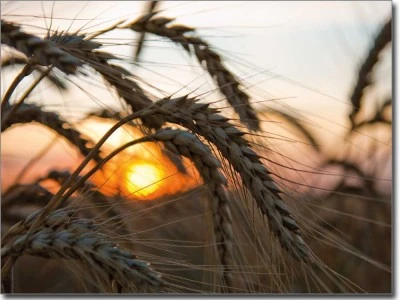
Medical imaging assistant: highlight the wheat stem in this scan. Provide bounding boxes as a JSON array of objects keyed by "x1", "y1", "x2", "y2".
[
  {"x1": 1, "y1": 67, "x2": 52, "y2": 130},
  {"x1": 1, "y1": 64, "x2": 33, "y2": 114}
]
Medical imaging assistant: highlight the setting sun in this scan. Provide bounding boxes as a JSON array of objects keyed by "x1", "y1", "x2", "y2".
[{"x1": 125, "y1": 162, "x2": 164, "y2": 196}]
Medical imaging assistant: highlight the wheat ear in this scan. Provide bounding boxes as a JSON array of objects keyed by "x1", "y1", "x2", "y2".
[
  {"x1": 2, "y1": 103, "x2": 102, "y2": 162},
  {"x1": 124, "y1": 15, "x2": 260, "y2": 130},
  {"x1": 1, "y1": 20, "x2": 82, "y2": 74},
  {"x1": 49, "y1": 32, "x2": 161, "y2": 129},
  {"x1": 29, "y1": 126, "x2": 234, "y2": 288},
  {"x1": 1, "y1": 208, "x2": 165, "y2": 292},
  {"x1": 51, "y1": 32, "x2": 186, "y2": 171},
  {"x1": 23, "y1": 96, "x2": 308, "y2": 262},
  {"x1": 137, "y1": 96, "x2": 309, "y2": 261},
  {"x1": 138, "y1": 128, "x2": 234, "y2": 290},
  {"x1": 349, "y1": 17, "x2": 392, "y2": 126}
]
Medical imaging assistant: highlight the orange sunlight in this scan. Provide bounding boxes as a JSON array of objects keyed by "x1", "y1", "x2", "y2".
[
  {"x1": 125, "y1": 161, "x2": 165, "y2": 196},
  {"x1": 80, "y1": 117, "x2": 201, "y2": 200}
]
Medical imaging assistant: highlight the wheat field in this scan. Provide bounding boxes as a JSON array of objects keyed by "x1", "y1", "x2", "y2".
[{"x1": 0, "y1": 1, "x2": 392, "y2": 294}]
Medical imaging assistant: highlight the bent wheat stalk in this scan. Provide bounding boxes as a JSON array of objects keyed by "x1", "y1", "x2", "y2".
[
  {"x1": 0, "y1": 64, "x2": 33, "y2": 114},
  {"x1": 123, "y1": 15, "x2": 260, "y2": 130},
  {"x1": 259, "y1": 108, "x2": 321, "y2": 152},
  {"x1": 1, "y1": 65, "x2": 52, "y2": 128}
]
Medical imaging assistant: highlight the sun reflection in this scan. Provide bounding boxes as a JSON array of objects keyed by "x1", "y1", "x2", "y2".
[{"x1": 125, "y1": 162, "x2": 164, "y2": 196}]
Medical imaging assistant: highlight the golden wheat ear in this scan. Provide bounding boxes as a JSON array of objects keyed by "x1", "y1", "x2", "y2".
[
  {"x1": 51, "y1": 34, "x2": 162, "y2": 129},
  {"x1": 133, "y1": 96, "x2": 309, "y2": 261},
  {"x1": 1, "y1": 208, "x2": 166, "y2": 293},
  {"x1": 1, "y1": 20, "x2": 82, "y2": 74},
  {"x1": 122, "y1": 15, "x2": 261, "y2": 131}
]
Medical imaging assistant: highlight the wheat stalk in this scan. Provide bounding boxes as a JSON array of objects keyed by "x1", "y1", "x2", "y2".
[
  {"x1": 1, "y1": 208, "x2": 165, "y2": 292},
  {"x1": 123, "y1": 15, "x2": 260, "y2": 131},
  {"x1": 259, "y1": 108, "x2": 320, "y2": 152}
]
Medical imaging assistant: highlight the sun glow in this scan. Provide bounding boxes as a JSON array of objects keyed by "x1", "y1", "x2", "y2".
[
  {"x1": 125, "y1": 162, "x2": 164, "y2": 196},
  {"x1": 80, "y1": 118, "x2": 201, "y2": 199}
]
